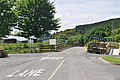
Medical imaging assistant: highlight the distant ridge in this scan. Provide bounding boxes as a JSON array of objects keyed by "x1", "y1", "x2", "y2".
[
  {"x1": 76, "y1": 18, "x2": 120, "y2": 32},
  {"x1": 54, "y1": 17, "x2": 120, "y2": 45}
]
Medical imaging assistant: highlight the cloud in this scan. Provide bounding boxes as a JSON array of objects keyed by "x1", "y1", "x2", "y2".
[
  {"x1": 54, "y1": 0, "x2": 120, "y2": 31},
  {"x1": 84, "y1": 14, "x2": 89, "y2": 19},
  {"x1": 108, "y1": 16, "x2": 120, "y2": 19}
]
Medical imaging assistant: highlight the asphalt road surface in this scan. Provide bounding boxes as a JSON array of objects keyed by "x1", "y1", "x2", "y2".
[{"x1": 0, "y1": 47, "x2": 120, "y2": 80}]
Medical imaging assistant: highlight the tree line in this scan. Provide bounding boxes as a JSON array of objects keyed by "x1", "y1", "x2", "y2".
[{"x1": 0, "y1": 0, "x2": 60, "y2": 38}]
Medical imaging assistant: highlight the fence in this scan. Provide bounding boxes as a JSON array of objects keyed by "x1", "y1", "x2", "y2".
[{"x1": 0, "y1": 43, "x2": 73, "y2": 54}]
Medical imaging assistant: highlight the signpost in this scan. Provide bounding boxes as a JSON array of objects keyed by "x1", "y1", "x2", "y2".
[
  {"x1": 49, "y1": 39, "x2": 56, "y2": 51},
  {"x1": 49, "y1": 39, "x2": 56, "y2": 45},
  {"x1": 91, "y1": 36, "x2": 106, "y2": 42}
]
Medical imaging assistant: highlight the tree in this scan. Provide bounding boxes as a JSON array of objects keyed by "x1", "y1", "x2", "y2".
[
  {"x1": 16, "y1": 0, "x2": 60, "y2": 38},
  {"x1": 0, "y1": 0, "x2": 17, "y2": 37}
]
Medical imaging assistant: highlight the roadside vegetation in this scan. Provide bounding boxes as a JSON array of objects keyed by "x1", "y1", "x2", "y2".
[
  {"x1": 0, "y1": 50, "x2": 8, "y2": 58},
  {"x1": 103, "y1": 56, "x2": 120, "y2": 64},
  {"x1": 0, "y1": 46, "x2": 8, "y2": 58}
]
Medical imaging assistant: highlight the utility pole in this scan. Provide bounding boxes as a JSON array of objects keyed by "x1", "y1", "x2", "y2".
[{"x1": 112, "y1": 20, "x2": 114, "y2": 42}]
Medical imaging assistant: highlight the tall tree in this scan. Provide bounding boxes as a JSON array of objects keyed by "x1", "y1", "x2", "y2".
[
  {"x1": 0, "y1": 0, "x2": 17, "y2": 37},
  {"x1": 17, "y1": 0, "x2": 60, "y2": 38}
]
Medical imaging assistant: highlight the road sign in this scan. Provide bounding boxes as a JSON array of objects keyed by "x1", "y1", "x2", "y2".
[
  {"x1": 91, "y1": 36, "x2": 106, "y2": 42},
  {"x1": 49, "y1": 39, "x2": 56, "y2": 45}
]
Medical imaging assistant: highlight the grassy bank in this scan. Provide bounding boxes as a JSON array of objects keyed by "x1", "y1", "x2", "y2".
[{"x1": 102, "y1": 56, "x2": 120, "y2": 64}]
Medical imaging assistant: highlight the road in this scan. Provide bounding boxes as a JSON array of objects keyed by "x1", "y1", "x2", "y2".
[{"x1": 0, "y1": 47, "x2": 120, "y2": 80}]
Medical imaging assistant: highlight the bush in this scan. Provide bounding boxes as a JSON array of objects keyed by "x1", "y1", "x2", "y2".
[{"x1": 0, "y1": 50, "x2": 8, "y2": 58}]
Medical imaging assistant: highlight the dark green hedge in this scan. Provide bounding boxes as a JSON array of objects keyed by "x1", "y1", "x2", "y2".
[{"x1": 0, "y1": 50, "x2": 8, "y2": 58}]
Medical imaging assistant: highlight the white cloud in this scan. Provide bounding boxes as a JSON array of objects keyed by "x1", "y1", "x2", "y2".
[
  {"x1": 54, "y1": 0, "x2": 120, "y2": 31},
  {"x1": 84, "y1": 15, "x2": 89, "y2": 19},
  {"x1": 108, "y1": 16, "x2": 120, "y2": 19}
]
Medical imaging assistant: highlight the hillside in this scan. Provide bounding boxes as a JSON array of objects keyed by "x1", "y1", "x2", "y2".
[
  {"x1": 54, "y1": 18, "x2": 120, "y2": 45},
  {"x1": 76, "y1": 18, "x2": 120, "y2": 33}
]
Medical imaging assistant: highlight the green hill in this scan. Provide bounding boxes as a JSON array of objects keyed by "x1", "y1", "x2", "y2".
[
  {"x1": 54, "y1": 18, "x2": 120, "y2": 45},
  {"x1": 76, "y1": 18, "x2": 120, "y2": 33}
]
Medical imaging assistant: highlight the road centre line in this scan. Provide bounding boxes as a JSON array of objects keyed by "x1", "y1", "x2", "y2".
[{"x1": 48, "y1": 59, "x2": 65, "y2": 80}]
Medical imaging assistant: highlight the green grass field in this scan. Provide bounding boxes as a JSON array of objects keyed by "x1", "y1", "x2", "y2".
[{"x1": 103, "y1": 56, "x2": 120, "y2": 64}]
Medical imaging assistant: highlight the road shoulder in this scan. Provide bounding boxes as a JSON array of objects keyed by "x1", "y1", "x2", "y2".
[{"x1": 98, "y1": 57, "x2": 111, "y2": 64}]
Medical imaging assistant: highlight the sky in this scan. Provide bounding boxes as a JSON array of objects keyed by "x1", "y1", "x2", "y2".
[{"x1": 52, "y1": 0, "x2": 120, "y2": 31}]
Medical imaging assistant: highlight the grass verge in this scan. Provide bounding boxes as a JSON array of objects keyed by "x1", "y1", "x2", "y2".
[{"x1": 102, "y1": 56, "x2": 120, "y2": 64}]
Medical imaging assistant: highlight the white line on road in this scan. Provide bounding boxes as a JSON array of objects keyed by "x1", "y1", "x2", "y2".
[
  {"x1": 48, "y1": 59, "x2": 65, "y2": 80},
  {"x1": 39, "y1": 57, "x2": 64, "y2": 60}
]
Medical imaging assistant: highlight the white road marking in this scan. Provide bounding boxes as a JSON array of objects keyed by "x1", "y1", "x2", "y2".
[
  {"x1": 39, "y1": 57, "x2": 64, "y2": 60},
  {"x1": 6, "y1": 70, "x2": 20, "y2": 78},
  {"x1": 18, "y1": 70, "x2": 29, "y2": 77},
  {"x1": 6, "y1": 69, "x2": 45, "y2": 78},
  {"x1": 48, "y1": 59, "x2": 65, "y2": 80},
  {"x1": 23, "y1": 69, "x2": 38, "y2": 77},
  {"x1": 32, "y1": 69, "x2": 45, "y2": 76}
]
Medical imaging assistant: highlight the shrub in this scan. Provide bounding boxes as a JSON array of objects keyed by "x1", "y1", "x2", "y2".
[{"x1": 0, "y1": 50, "x2": 8, "y2": 58}]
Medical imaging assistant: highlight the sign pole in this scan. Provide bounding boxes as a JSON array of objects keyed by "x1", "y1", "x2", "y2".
[{"x1": 112, "y1": 20, "x2": 114, "y2": 42}]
